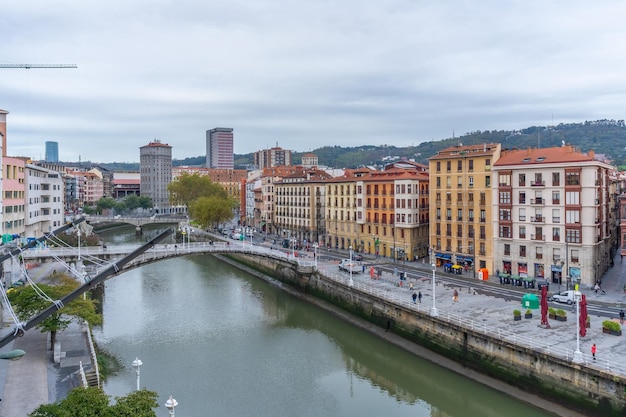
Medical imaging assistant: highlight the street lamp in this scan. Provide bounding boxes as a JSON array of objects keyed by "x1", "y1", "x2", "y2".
[
  {"x1": 572, "y1": 290, "x2": 583, "y2": 363},
  {"x1": 132, "y1": 357, "x2": 142, "y2": 391},
  {"x1": 313, "y1": 243, "x2": 318, "y2": 268},
  {"x1": 165, "y1": 395, "x2": 178, "y2": 417},
  {"x1": 430, "y1": 262, "x2": 438, "y2": 317},
  {"x1": 349, "y1": 245, "x2": 354, "y2": 287}
]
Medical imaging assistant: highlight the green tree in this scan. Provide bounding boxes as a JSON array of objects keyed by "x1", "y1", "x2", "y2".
[
  {"x1": 29, "y1": 387, "x2": 159, "y2": 417},
  {"x1": 96, "y1": 197, "x2": 117, "y2": 214},
  {"x1": 189, "y1": 195, "x2": 236, "y2": 228},
  {"x1": 9, "y1": 274, "x2": 102, "y2": 350},
  {"x1": 168, "y1": 173, "x2": 229, "y2": 207}
]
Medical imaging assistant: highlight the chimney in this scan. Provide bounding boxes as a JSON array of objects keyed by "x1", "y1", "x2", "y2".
[{"x1": 589, "y1": 149, "x2": 595, "y2": 159}]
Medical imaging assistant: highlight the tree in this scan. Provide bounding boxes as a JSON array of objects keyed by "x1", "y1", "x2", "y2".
[
  {"x1": 189, "y1": 195, "x2": 236, "y2": 228},
  {"x1": 168, "y1": 173, "x2": 229, "y2": 207},
  {"x1": 8, "y1": 274, "x2": 102, "y2": 350},
  {"x1": 29, "y1": 387, "x2": 159, "y2": 417}
]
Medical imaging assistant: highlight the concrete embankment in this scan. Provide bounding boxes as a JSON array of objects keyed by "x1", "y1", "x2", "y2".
[{"x1": 221, "y1": 252, "x2": 624, "y2": 417}]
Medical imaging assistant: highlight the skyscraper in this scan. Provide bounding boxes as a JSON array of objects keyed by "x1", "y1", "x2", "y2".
[
  {"x1": 0, "y1": 109, "x2": 8, "y2": 158},
  {"x1": 45, "y1": 141, "x2": 59, "y2": 162},
  {"x1": 206, "y1": 127, "x2": 234, "y2": 169},
  {"x1": 140, "y1": 140, "x2": 172, "y2": 214}
]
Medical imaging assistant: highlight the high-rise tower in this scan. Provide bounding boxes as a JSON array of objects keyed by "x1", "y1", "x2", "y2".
[
  {"x1": 206, "y1": 127, "x2": 234, "y2": 169},
  {"x1": 140, "y1": 140, "x2": 172, "y2": 214},
  {"x1": 45, "y1": 141, "x2": 59, "y2": 162},
  {"x1": 0, "y1": 109, "x2": 7, "y2": 157}
]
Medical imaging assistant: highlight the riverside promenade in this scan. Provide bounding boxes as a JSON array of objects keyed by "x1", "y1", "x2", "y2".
[{"x1": 1, "y1": 243, "x2": 626, "y2": 416}]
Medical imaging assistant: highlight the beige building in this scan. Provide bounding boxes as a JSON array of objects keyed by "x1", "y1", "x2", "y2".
[
  {"x1": 429, "y1": 144, "x2": 501, "y2": 278},
  {"x1": 492, "y1": 146, "x2": 612, "y2": 288},
  {"x1": 274, "y1": 168, "x2": 331, "y2": 243}
]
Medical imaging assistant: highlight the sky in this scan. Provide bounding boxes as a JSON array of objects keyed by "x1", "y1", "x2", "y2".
[{"x1": 3, "y1": 1, "x2": 626, "y2": 163}]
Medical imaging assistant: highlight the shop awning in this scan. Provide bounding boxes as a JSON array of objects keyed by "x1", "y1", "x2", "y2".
[
  {"x1": 465, "y1": 257, "x2": 474, "y2": 262},
  {"x1": 452, "y1": 264, "x2": 463, "y2": 269}
]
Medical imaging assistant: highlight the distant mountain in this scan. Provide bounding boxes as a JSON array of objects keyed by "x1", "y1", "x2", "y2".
[{"x1": 78, "y1": 119, "x2": 626, "y2": 171}]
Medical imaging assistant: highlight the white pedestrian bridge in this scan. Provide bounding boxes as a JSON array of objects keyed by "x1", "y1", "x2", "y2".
[{"x1": 19, "y1": 241, "x2": 316, "y2": 278}]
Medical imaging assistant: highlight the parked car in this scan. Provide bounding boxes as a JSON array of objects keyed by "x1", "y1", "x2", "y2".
[
  {"x1": 550, "y1": 290, "x2": 575, "y2": 305},
  {"x1": 338, "y1": 259, "x2": 361, "y2": 273},
  {"x1": 353, "y1": 254, "x2": 363, "y2": 262}
]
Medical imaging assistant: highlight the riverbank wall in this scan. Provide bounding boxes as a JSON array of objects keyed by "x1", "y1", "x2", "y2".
[{"x1": 225, "y1": 253, "x2": 626, "y2": 417}]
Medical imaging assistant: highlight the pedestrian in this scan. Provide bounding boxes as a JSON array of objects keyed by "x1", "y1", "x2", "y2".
[
  {"x1": 620, "y1": 310, "x2": 625, "y2": 325},
  {"x1": 453, "y1": 289, "x2": 459, "y2": 303},
  {"x1": 591, "y1": 343, "x2": 597, "y2": 360},
  {"x1": 594, "y1": 282, "x2": 600, "y2": 294},
  {"x1": 418, "y1": 291, "x2": 422, "y2": 303},
  {"x1": 409, "y1": 280, "x2": 414, "y2": 291},
  {"x1": 412, "y1": 291, "x2": 417, "y2": 304},
  {"x1": 174, "y1": 244, "x2": 178, "y2": 252}
]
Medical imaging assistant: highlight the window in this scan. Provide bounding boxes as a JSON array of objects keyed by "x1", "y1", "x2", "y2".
[
  {"x1": 504, "y1": 244, "x2": 511, "y2": 256},
  {"x1": 520, "y1": 246, "x2": 527, "y2": 257},
  {"x1": 566, "y1": 191, "x2": 580, "y2": 205},
  {"x1": 457, "y1": 209, "x2": 463, "y2": 221},
  {"x1": 468, "y1": 208, "x2": 474, "y2": 222},
  {"x1": 436, "y1": 161, "x2": 441, "y2": 172},
  {"x1": 566, "y1": 210, "x2": 580, "y2": 224},
  {"x1": 457, "y1": 160, "x2": 462, "y2": 171},
  {"x1": 552, "y1": 227, "x2": 560, "y2": 241},
  {"x1": 499, "y1": 173, "x2": 511, "y2": 186},
  {"x1": 485, "y1": 176, "x2": 491, "y2": 187},
  {"x1": 446, "y1": 208, "x2": 452, "y2": 220},
  {"x1": 518, "y1": 173, "x2": 526, "y2": 186},
  {"x1": 468, "y1": 176, "x2": 474, "y2": 187},
  {"x1": 457, "y1": 192, "x2": 462, "y2": 203},
  {"x1": 566, "y1": 172, "x2": 580, "y2": 185},
  {"x1": 533, "y1": 173, "x2": 543, "y2": 186},
  {"x1": 446, "y1": 161, "x2": 451, "y2": 172},
  {"x1": 457, "y1": 176, "x2": 463, "y2": 188},
  {"x1": 519, "y1": 191, "x2": 526, "y2": 204},
  {"x1": 457, "y1": 224, "x2": 463, "y2": 237},
  {"x1": 499, "y1": 209, "x2": 511, "y2": 220},
  {"x1": 436, "y1": 208, "x2": 441, "y2": 220},
  {"x1": 571, "y1": 249, "x2": 579, "y2": 263},
  {"x1": 552, "y1": 172, "x2": 560, "y2": 186},
  {"x1": 446, "y1": 192, "x2": 452, "y2": 202},
  {"x1": 519, "y1": 208, "x2": 526, "y2": 221},
  {"x1": 499, "y1": 191, "x2": 511, "y2": 204},
  {"x1": 499, "y1": 225, "x2": 511, "y2": 238},
  {"x1": 552, "y1": 209, "x2": 560, "y2": 223},
  {"x1": 436, "y1": 177, "x2": 441, "y2": 187},
  {"x1": 468, "y1": 160, "x2": 474, "y2": 171},
  {"x1": 446, "y1": 176, "x2": 451, "y2": 188},
  {"x1": 552, "y1": 191, "x2": 560, "y2": 204},
  {"x1": 519, "y1": 225, "x2": 526, "y2": 239},
  {"x1": 566, "y1": 229, "x2": 581, "y2": 243}
]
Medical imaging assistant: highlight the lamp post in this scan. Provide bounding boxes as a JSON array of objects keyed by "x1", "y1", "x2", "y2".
[
  {"x1": 313, "y1": 243, "x2": 318, "y2": 268},
  {"x1": 430, "y1": 249, "x2": 438, "y2": 317},
  {"x1": 165, "y1": 395, "x2": 178, "y2": 417},
  {"x1": 349, "y1": 245, "x2": 354, "y2": 287},
  {"x1": 132, "y1": 357, "x2": 142, "y2": 391},
  {"x1": 573, "y1": 290, "x2": 583, "y2": 363}
]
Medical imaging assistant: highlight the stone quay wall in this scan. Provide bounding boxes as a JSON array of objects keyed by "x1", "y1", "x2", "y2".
[{"x1": 228, "y1": 253, "x2": 626, "y2": 417}]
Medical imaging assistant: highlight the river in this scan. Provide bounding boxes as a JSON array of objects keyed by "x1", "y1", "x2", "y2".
[{"x1": 93, "y1": 225, "x2": 555, "y2": 417}]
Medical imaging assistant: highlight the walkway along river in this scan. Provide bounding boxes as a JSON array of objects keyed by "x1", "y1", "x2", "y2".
[{"x1": 93, "y1": 253, "x2": 557, "y2": 417}]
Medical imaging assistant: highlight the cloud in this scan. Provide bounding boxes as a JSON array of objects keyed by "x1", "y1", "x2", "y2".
[{"x1": 2, "y1": 1, "x2": 626, "y2": 162}]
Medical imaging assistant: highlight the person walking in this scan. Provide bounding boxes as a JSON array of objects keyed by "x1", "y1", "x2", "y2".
[
  {"x1": 591, "y1": 343, "x2": 597, "y2": 360},
  {"x1": 620, "y1": 310, "x2": 625, "y2": 325},
  {"x1": 409, "y1": 280, "x2": 414, "y2": 291},
  {"x1": 453, "y1": 289, "x2": 459, "y2": 303},
  {"x1": 418, "y1": 291, "x2": 422, "y2": 303},
  {"x1": 412, "y1": 291, "x2": 417, "y2": 304}
]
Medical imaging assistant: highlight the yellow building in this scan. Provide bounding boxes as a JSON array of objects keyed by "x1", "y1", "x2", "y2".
[{"x1": 429, "y1": 143, "x2": 501, "y2": 277}]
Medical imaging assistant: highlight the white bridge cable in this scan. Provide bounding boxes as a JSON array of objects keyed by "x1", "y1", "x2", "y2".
[
  {"x1": 44, "y1": 234, "x2": 118, "y2": 275},
  {"x1": 0, "y1": 282, "x2": 24, "y2": 334},
  {"x1": 10, "y1": 253, "x2": 62, "y2": 307}
]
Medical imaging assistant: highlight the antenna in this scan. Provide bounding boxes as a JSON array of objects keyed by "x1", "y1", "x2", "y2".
[{"x1": 0, "y1": 64, "x2": 77, "y2": 69}]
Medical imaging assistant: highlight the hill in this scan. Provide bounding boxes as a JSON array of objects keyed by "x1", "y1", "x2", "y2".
[{"x1": 82, "y1": 119, "x2": 626, "y2": 171}]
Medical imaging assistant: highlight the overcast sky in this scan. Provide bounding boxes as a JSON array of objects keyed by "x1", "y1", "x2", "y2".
[{"x1": 2, "y1": 1, "x2": 626, "y2": 163}]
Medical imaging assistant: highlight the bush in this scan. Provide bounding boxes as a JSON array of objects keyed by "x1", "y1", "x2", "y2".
[
  {"x1": 548, "y1": 307, "x2": 556, "y2": 315},
  {"x1": 603, "y1": 320, "x2": 621, "y2": 332},
  {"x1": 513, "y1": 309, "x2": 521, "y2": 316},
  {"x1": 556, "y1": 309, "x2": 566, "y2": 317},
  {"x1": 525, "y1": 309, "x2": 532, "y2": 315}
]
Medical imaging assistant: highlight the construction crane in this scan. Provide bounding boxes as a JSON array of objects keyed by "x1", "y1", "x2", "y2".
[{"x1": 0, "y1": 64, "x2": 77, "y2": 69}]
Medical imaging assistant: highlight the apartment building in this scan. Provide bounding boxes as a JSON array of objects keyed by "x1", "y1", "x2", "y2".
[
  {"x1": 492, "y1": 146, "x2": 612, "y2": 288},
  {"x1": 429, "y1": 144, "x2": 501, "y2": 277},
  {"x1": 254, "y1": 147, "x2": 292, "y2": 169},
  {"x1": 274, "y1": 168, "x2": 330, "y2": 243},
  {"x1": 206, "y1": 127, "x2": 234, "y2": 169},
  {"x1": 3, "y1": 157, "x2": 26, "y2": 238},
  {"x1": 25, "y1": 163, "x2": 64, "y2": 237}
]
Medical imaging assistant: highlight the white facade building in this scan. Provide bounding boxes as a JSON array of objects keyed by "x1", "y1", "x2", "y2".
[{"x1": 25, "y1": 164, "x2": 64, "y2": 237}]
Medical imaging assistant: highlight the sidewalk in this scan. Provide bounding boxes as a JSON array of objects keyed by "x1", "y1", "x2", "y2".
[{"x1": 0, "y1": 321, "x2": 92, "y2": 417}]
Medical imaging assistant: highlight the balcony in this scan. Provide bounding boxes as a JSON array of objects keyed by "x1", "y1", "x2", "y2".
[
  {"x1": 531, "y1": 181, "x2": 545, "y2": 187},
  {"x1": 552, "y1": 234, "x2": 560, "y2": 241},
  {"x1": 530, "y1": 216, "x2": 544, "y2": 223},
  {"x1": 519, "y1": 233, "x2": 526, "y2": 239},
  {"x1": 531, "y1": 234, "x2": 545, "y2": 241},
  {"x1": 552, "y1": 217, "x2": 560, "y2": 223},
  {"x1": 552, "y1": 199, "x2": 560, "y2": 205},
  {"x1": 530, "y1": 198, "x2": 544, "y2": 205}
]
